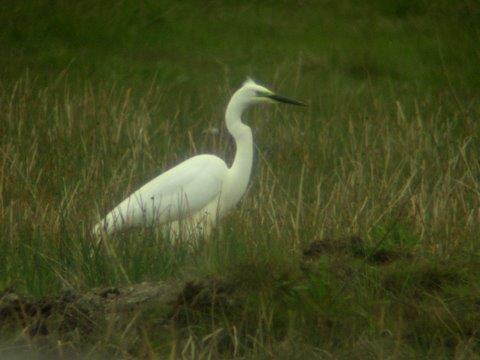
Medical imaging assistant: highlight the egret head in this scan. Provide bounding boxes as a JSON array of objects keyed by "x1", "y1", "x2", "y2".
[{"x1": 235, "y1": 78, "x2": 306, "y2": 107}]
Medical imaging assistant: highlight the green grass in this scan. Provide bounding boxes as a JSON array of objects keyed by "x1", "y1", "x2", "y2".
[{"x1": 1, "y1": 0, "x2": 479, "y2": 358}]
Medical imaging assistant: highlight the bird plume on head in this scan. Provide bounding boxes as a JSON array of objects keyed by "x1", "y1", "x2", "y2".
[
  {"x1": 242, "y1": 77, "x2": 270, "y2": 92},
  {"x1": 236, "y1": 77, "x2": 276, "y2": 103},
  {"x1": 243, "y1": 76, "x2": 257, "y2": 86}
]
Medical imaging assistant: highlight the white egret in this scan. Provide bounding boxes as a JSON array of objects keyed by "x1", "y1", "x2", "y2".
[{"x1": 93, "y1": 78, "x2": 305, "y2": 238}]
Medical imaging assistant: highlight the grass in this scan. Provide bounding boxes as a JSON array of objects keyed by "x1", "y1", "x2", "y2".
[{"x1": 1, "y1": 0, "x2": 480, "y2": 358}]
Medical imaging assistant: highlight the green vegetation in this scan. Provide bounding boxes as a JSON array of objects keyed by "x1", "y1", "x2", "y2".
[{"x1": 1, "y1": 0, "x2": 479, "y2": 358}]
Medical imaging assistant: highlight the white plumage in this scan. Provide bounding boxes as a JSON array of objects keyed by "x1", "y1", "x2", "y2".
[{"x1": 93, "y1": 78, "x2": 304, "y2": 238}]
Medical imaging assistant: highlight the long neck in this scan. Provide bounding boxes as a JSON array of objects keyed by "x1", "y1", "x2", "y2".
[{"x1": 224, "y1": 95, "x2": 253, "y2": 204}]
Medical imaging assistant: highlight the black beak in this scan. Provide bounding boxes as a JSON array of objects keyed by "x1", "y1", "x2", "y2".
[{"x1": 266, "y1": 93, "x2": 306, "y2": 106}]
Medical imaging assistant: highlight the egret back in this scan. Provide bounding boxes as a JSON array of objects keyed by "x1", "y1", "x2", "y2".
[{"x1": 94, "y1": 155, "x2": 228, "y2": 235}]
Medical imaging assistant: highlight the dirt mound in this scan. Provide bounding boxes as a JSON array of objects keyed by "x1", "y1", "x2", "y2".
[
  {"x1": 0, "y1": 279, "x2": 206, "y2": 337},
  {"x1": 302, "y1": 236, "x2": 411, "y2": 265}
]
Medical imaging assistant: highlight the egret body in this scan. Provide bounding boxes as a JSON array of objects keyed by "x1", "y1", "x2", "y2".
[{"x1": 93, "y1": 79, "x2": 304, "y2": 238}]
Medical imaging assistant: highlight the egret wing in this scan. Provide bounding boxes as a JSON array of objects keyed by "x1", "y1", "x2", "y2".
[{"x1": 96, "y1": 155, "x2": 227, "y2": 234}]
